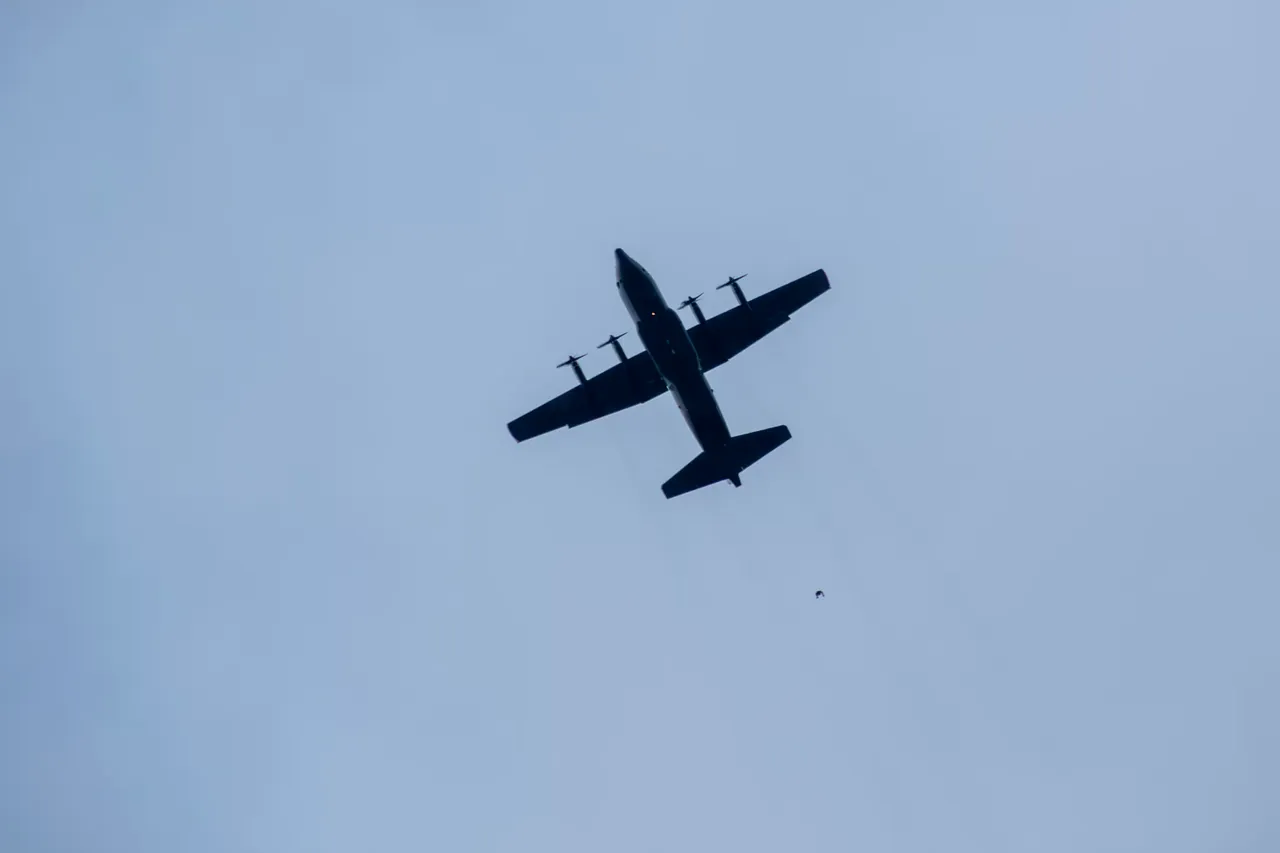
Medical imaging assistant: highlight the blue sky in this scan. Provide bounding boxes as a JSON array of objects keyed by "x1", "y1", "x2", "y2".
[{"x1": 3, "y1": 2, "x2": 1277, "y2": 851}]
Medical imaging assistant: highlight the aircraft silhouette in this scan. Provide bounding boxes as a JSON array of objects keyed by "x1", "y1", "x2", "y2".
[{"x1": 507, "y1": 249, "x2": 830, "y2": 498}]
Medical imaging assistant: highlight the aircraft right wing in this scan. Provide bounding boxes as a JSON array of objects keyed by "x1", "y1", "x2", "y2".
[
  {"x1": 507, "y1": 351, "x2": 669, "y2": 442},
  {"x1": 686, "y1": 268, "x2": 830, "y2": 372}
]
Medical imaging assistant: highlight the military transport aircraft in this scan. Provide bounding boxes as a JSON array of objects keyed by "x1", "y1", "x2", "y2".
[{"x1": 507, "y1": 248, "x2": 830, "y2": 498}]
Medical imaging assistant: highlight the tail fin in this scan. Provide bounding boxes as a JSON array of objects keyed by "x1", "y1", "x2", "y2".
[{"x1": 661, "y1": 425, "x2": 792, "y2": 499}]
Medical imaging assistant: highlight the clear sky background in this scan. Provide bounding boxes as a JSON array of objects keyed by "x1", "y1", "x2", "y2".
[{"x1": 3, "y1": 2, "x2": 1277, "y2": 851}]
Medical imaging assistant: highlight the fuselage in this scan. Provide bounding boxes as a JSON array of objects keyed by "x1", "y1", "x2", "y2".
[{"x1": 615, "y1": 248, "x2": 732, "y2": 451}]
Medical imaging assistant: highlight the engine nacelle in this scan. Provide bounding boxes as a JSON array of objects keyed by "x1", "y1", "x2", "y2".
[
  {"x1": 557, "y1": 353, "x2": 588, "y2": 386},
  {"x1": 597, "y1": 332, "x2": 629, "y2": 363},
  {"x1": 679, "y1": 293, "x2": 707, "y2": 324},
  {"x1": 716, "y1": 274, "x2": 750, "y2": 308}
]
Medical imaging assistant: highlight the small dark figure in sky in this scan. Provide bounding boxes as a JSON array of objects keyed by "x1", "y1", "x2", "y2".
[{"x1": 815, "y1": 590, "x2": 825, "y2": 599}]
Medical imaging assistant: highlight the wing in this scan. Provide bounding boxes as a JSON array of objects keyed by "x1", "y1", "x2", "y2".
[
  {"x1": 507, "y1": 351, "x2": 668, "y2": 442},
  {"x1": 686, "y1": 269, "x2": 830, "y2": 372}
]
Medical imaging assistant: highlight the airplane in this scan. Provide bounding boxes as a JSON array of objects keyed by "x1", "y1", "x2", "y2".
[{"x1": 507, "y1": 248, "x2": 831, "y2": 498}]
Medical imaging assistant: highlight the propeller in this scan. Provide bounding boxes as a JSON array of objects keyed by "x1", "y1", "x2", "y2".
[
  {"x1": 596, "y1": 332, "x2": 629, "y2": 363},
  {"x1": 717, "y1": 273, "x2": 750, "y2": 307},
  {"x1": 679, "y1": 293, "x2": 708, "y2": 324},
  {"x1": 557, "y1": 353, "x2": 589, "y2": 385}
]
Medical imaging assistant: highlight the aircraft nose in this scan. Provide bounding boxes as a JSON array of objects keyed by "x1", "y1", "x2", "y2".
[{"x1": 615, "y1": 248, "x2": 637, "y2": 279}]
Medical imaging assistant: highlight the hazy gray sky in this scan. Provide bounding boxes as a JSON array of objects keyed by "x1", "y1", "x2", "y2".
[{"x1": 4, "y1": 2, "x2": 1277, "y2": 851}]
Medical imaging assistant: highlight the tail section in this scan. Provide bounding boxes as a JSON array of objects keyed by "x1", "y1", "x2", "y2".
[{"x1": 661, "y1": 425, "x2": 792, "y2": 499}]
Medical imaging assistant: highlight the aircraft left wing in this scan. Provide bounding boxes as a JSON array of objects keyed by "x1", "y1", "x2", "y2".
[
  {"x1": 687, "y1": 269, "x2": 830, "y2": 372},
  {"x1": 507, "y1": 351, "x2": 669, "y2": 442}
]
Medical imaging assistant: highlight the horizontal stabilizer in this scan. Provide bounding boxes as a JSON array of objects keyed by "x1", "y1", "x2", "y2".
[{"x1": 661, "y1": 425, "x2": 792, "y2": 499}]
